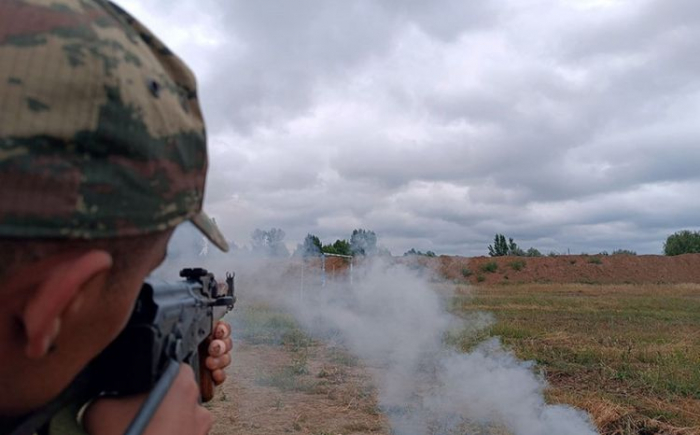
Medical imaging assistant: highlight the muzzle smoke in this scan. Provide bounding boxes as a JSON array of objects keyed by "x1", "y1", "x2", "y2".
[
  {"x1": 154, "y1": 226, "x2": 598, "y2": 434},
  {"x1": 284, "y1": 260, "x2": 598, "y2": 435}
]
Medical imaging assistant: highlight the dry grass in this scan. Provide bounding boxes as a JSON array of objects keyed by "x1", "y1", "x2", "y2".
[
  {"x1": 215, "y1": 304, "x2": 389, "y2": 435},
  {"x1": 452, "y1": 283, "x2": 700, "y2": 435}
]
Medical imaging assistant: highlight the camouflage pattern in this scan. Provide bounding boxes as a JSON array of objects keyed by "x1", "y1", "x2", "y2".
[{"x1": 0, "y1": 0, "x2": 228, "y2": 251}]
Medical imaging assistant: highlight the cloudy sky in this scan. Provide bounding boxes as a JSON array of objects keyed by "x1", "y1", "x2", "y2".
[{"x1": 118, "y1": 0, "x2": 699, "y2": 256}]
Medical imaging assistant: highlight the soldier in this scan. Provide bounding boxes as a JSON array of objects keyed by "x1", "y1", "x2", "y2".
[{"x1": 0, "y1": 1, "x2": 232, "y2": 434}]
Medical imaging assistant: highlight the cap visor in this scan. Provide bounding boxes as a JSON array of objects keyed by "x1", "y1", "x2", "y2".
[{"x1": 191, "y1": 211, "x2": 230, "y2": 252}]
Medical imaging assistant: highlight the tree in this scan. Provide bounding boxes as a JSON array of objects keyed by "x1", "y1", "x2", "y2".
[
  {"x1": 664, "y1": 230, "x2": 700, "y2": 256},
  {"x1": 323, "y1": 239, "x2": 351, "y2": 256},
  {"x1": 525, "y1": 247, "x2": 543, "y2": 257},
  {"x1": 251, "y1": 228, "x2": 289, "y2": 257},
  {"x1": 350, "y1": 229, "x2": 377, "y2": 256},
  {"x1": 488, "y1": 234, "x2": 526, "y2": 256},
  {"x1": 300, "y1": 234, "x2": 322, "y2": 257},
  {"x1": 508, "y1": 238, "x2": 526, "y2": 256},
  {"x1": 488, "y1": 234, "x2": 509, "y2": 257}
]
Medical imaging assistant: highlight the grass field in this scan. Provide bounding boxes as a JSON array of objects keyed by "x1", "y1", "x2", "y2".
[{"x1": 450, "y1": 283, "x2": 700, "y2": 435}]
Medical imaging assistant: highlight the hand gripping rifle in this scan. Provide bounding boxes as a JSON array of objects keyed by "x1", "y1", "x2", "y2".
[{"x1": 8, "y1": 267, "x2": 236, "y2": 435}]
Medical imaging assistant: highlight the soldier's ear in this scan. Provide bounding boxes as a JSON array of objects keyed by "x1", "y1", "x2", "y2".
[{"x1": 22, "y1": 251, "x2": 113, "y2": 359}]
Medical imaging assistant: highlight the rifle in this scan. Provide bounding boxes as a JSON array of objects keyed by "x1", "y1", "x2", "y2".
[{"x1": 9, "y1": 267, "x2": 236, "y2": 435}]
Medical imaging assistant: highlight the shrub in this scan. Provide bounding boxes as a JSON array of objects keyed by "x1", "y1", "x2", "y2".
[
  {"x1": 525, "y1": 247, "x2": 543, "y2": 257},
  {"x1": 477, "y1": 275, "x2": 486, "y2": 283},
  {"x1": 612, "y1": 249, "x2": 637, "y2": 256},
  {"x1": 509, "y1": 260, "x2": 526, "y2": 271},
  {"x1": 404, "y1": 248, "x2": 438, "y2": 257},
  {"x1": 588, "y1": 256, "x2": 603, "y2": 265},
  {"x1": 461, "y1": 267, "x2": 473, "y2": 277},
  {"x1": 481, "y1": 262, "x2": 498, "y2": 273}
]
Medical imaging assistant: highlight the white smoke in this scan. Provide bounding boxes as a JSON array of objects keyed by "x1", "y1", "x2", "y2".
[
  {"x1": 284, "y1": 260, "x2": 598, "y2": 435},
  {"x1": 153, "y1": 232, "x2": 597, "y2": 435}
]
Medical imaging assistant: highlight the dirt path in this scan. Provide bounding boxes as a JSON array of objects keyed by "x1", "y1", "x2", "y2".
[{"x1": 208, "y1": 339, "x2": 390, "y2": 435}]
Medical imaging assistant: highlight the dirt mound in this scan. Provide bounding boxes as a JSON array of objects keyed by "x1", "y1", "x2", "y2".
[
  {"x1": 299, "y1": 253, "x2": 700, "y2": 285},
  {"x1": 436, "y1": 253, "x2": 700, "y2": 285}
]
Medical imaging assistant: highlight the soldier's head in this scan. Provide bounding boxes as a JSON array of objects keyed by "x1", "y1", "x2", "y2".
[{"x1": 0, "y1": 0, "x2": 227, "y2": 415}]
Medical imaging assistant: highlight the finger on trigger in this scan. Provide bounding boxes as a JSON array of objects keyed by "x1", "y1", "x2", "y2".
[
  {"x1": 208, "y1": 339, "x2": 226, "y2": 357},
  {"x1": 215, "y1": 322, "x2": 231, "y2": 339}
]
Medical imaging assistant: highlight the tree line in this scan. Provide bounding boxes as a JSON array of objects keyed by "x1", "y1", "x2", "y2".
[
  {"x1": 297, "y1": 229, "x2": 385, "y2": 257},
  {"x1": 486, "y1": 230, "x2": 700, "y2": 257},
  {"x1": 181, "y1": 224, "x2": 700, "y2": 260}
]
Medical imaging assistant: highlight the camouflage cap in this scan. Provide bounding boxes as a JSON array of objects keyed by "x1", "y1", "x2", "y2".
[{"x1": 0, "y1": 0, "x2": 228, "y2": 251}]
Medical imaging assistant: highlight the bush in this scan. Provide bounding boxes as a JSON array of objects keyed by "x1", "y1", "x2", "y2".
[
  {"x1": 461, "y1": 267, "x2": 473, "y2": 277},
  {"x1": 664, "y1": 230, "x2": 700, "y2": 256},
  {"x1": 404, "y1": 248, "x2": 438, "y2": 257},
  {"x1": 612, "y1": 249, "x2": 637, "y2": 256},
  {"x1": 481, "y1": 262, "x2": 498, "y2": 273},
  {"x1": 525, "y1": 248, "x2": 543, "y2": 257},
  {"x1": 477, "y1": 275, "x2": 486, "y2": 283},
  {"x1": 509, "y1": 260, "x2": 526, "y2": 271},
  {"x1": 588, "y1": 256, "x2": 603, "y2": 265}
]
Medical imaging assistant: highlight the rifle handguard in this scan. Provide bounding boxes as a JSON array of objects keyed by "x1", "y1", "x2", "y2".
[{"x1": 198, "y1": 338, "x2": 216, "y2": 402}]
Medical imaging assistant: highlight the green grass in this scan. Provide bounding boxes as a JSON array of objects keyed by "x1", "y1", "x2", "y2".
[
  {"x1": 480, "y1": 262, "x2": 499, "y2": 273},
  {"x1": 256, "y1": 363, "x2": 318, "y2": 393},
  {"x1": 238, "y1": 304, "x2": 319, "y2": 393},
  {"x1": 233, "y1": 303, "x2": 310, "y2": 347},
  {"x1": 451, "y1": 283, "x2": 700, "y2": 433},
  {"x1": 509, "y1": 260, "x2": 526, "y2": 271},
  {"x1": 328, "y1": 347, "x2": 359, "y2": 367},
  {"x1": 588, "y1": 256, "x2": 603, "y2": 264}
]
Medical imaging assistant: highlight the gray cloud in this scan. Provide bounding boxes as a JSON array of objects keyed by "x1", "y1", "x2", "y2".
[{"x1": 117, "y1": 0, "x2": 700, "y2": 256}]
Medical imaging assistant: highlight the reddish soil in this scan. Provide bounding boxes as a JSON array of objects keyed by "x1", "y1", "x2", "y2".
[{"x1": 307, "y1": 254, "x2": 700, "y2": 286}]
